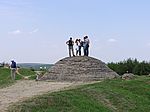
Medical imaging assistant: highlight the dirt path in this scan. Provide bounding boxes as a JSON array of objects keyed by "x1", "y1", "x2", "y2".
[{"x1": 0, "y1": 80, "x2": 82, "y2": 112}]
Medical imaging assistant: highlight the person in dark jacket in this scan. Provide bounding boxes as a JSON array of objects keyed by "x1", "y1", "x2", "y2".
[
  {"x1": 83, "y1": 36, "x2": 90, "y2": 56},
  {"x1": 10, "y1": 60, "x2": 17, "y2": 80},
  {"x1": 66, "y1": 37, "x2": 75, "y2": 57}
]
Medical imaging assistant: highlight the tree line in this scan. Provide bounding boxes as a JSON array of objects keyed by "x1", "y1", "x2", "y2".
[{"x1": 107, "y1": 58, "x2": 150, "y2": 75}]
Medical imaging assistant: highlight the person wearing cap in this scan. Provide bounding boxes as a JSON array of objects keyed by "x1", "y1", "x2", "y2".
[
  {"x1": 10, "y1": 60, "x2": 17, "y2": 80},
  {"x1": 66, "y1": 37, "x2": 75, "y2": 57}
]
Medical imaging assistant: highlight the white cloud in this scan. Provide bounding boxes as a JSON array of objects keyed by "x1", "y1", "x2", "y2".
[
  {"x1": 108, "y1": 38, "x2": 117, "y2": 42},
  {"x1": 29, "y1": 28, "x2": 39, "y2": 34},
  {"x1": 8, "y1": 28, "x2": 39, "y2": 35},
  {"x1": 9, "y1": 29, "x2": 21, "y2": 35}
]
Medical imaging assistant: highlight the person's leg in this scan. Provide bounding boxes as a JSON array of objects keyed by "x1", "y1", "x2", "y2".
[
  {"x1": 84, "y1": 46, "x2": 86, "y2": 56},
  {"x1": 76, "y1": 49, "x2": 78, "y2": 56},
  {"x1": 84, "y1": 44, "x2": 88, "y2": 56},
  {"x1": 13, "y1": 69, "x2": 16, "y2": 80},
  {"x1": 69, "y1": 46, "x2": 71, "y2": 57},
  {"x1": 76, "y1": 47, "x2": 78, "y2": 56},
  {"x1": 11, "y1": 69, "x2": 13, "y2": 80},
  {"x1": 11, "y1": 69, "x2": 15, "y2": 80},
  {"x1": 85, "y1": 49, "x2": 87, "y2": 56},
  {"x1": 71, "y1": 46, "x2": 75, "y2": 56},
  {"x1": 87, "y1": 46, "x2": 89, "y2": 56},
  {"x1": 79, "y1": 46, "x2": 81, "y2": 56}
]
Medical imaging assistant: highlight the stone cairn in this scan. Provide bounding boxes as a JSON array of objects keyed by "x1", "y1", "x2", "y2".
[{"x1": 41, "y1": 56, "x2": 119, "y2": 82}]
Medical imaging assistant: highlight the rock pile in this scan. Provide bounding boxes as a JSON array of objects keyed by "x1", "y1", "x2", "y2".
[
  {"x1": 41, "y1": 56, "x2": 119, "y2": 82},
  {"x1": 122, "y1": 73, "x2": 135, "y2": 80}
]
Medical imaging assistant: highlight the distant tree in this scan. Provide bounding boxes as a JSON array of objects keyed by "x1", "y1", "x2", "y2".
[
  {"x1": 30, "y1": 67, "x2": 35, "y2": 71},
  {"x1": 108, "y1": 58, "x2": 150, "y2": 76},
  {"x1": 133, "y1": 61, "x2": 150, "y2": 75},
  {"x1": 0, "y1": 62, "x2": 7, "y2": 68}
]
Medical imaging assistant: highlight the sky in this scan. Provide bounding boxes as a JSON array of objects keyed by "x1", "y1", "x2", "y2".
[{"x1": 0, "y1": 0, "x2": 150, "y2": 64}]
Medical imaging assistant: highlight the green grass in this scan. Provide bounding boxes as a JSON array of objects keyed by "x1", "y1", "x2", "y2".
[
  {"x1": 0, "y1": 68, "x2": 36, "y2": 88},
  {"x1": 0, "y1": 68, "x2": 15, "y2": 88},
  {"x1": 17, "y1": 68, "x2": 36, "y2": 80},
  {"x1": 7, "y1": 76, "x2": 150, "y2": 112}
]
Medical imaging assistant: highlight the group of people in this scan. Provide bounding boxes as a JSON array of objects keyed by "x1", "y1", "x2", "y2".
[
  {"x1": 9, "y1": 36, "x2": 90, "y2": 80},
  {"x1": 66, "y1": 35, "x2": 90, "y2": 57}
]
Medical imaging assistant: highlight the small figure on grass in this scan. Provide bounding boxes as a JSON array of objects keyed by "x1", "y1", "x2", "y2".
[{"x1": 10, "y1": 60, "x2": 17, "y2": 80}]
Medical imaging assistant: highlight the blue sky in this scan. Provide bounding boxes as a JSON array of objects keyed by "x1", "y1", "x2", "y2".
[{"x1": 0, "y1": 0, "x2": 150, "y2": 64}]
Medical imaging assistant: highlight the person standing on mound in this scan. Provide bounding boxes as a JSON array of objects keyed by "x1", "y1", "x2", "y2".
[
  {"x1": 66, "y1": 37, "x2": 75, "y2": 57},
  {"x1": 75, "y1": 39, "x2": 82, "y2": 56},
  {"x1": 83, "y1": 36, "x2": 90, "y2": 56}
]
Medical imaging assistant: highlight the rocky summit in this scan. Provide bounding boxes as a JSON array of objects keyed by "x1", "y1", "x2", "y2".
[{"x1": 41, "y1": 56, "x2": 119, "y2": 82}]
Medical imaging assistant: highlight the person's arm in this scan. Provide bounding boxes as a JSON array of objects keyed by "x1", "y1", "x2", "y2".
[
  {"x1": 86, "y1": 38, "x2": 90, "y2": 45},
  {"x1": 72, "y1": 41, "x2": 74, "y2": 45},
  {"x1": 66, "y1": 41, "x2": 69, "y2": 45}
]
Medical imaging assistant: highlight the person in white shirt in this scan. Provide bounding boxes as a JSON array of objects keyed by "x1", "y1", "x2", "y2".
[
  {"x1": 75, "y1": 39, "x2": 82, "y2": 56},
  {"x1": 10, "y1": 60, "x2": 17, "y2": 80}
]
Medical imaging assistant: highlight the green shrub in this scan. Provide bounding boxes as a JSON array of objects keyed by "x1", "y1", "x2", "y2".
[{"x1": 108, "y1": 58, "x2": 150, "y2": 75}]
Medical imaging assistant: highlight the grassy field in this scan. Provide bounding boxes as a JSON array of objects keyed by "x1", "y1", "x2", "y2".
[
  {"x1": 0, "y1": 68, "x2": 36, "y2": 88},
  {"x1": 8, "y1": 76, "x2": 150, "y2": 112},
  {"x1": 0, "y1": 68, "x2": 14, "y2": 88}
]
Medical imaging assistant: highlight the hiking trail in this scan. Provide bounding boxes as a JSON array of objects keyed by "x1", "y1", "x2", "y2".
[{"x1": 0, "y1": 80, "x2": 82, "y2": 112}]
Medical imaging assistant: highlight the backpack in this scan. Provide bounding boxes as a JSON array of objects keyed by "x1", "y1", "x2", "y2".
[
  {"x1": 68, "y1": 40, "x2": 73, "y2": 46},
  {"x1": 11, "y1": 61, "x2": 16, "y2": 68},
  {"x1": 80, "y1": 41, "x2": 84, "y2": 47}
]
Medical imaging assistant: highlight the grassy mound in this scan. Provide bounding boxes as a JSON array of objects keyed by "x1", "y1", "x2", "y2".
[
  {"x1": 8, "y1": 76, "x2": 150, "y2": 112},
  {"x1": 0, "y1": 68, "x2": 36, "y2": 88}
]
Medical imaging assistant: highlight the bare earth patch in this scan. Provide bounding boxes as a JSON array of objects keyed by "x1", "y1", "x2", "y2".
[{"x1": 0, "y1": 80, "x2": 83, "y2": 112}]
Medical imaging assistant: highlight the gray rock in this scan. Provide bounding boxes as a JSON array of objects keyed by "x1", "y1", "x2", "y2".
[
  {"x1": 40, "y1": 56, "x2": 119, "y2": 82},
  {"x1": 148, "y1": 74, "x2": 150, "y2": 77},
  {"x1": 122, "y1": 73, "x2": 135, "y2": 80}
]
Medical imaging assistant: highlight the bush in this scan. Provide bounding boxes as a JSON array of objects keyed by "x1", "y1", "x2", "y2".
[{"x1": 108, "y1": 58, "x2": 150, "y2": 76}]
